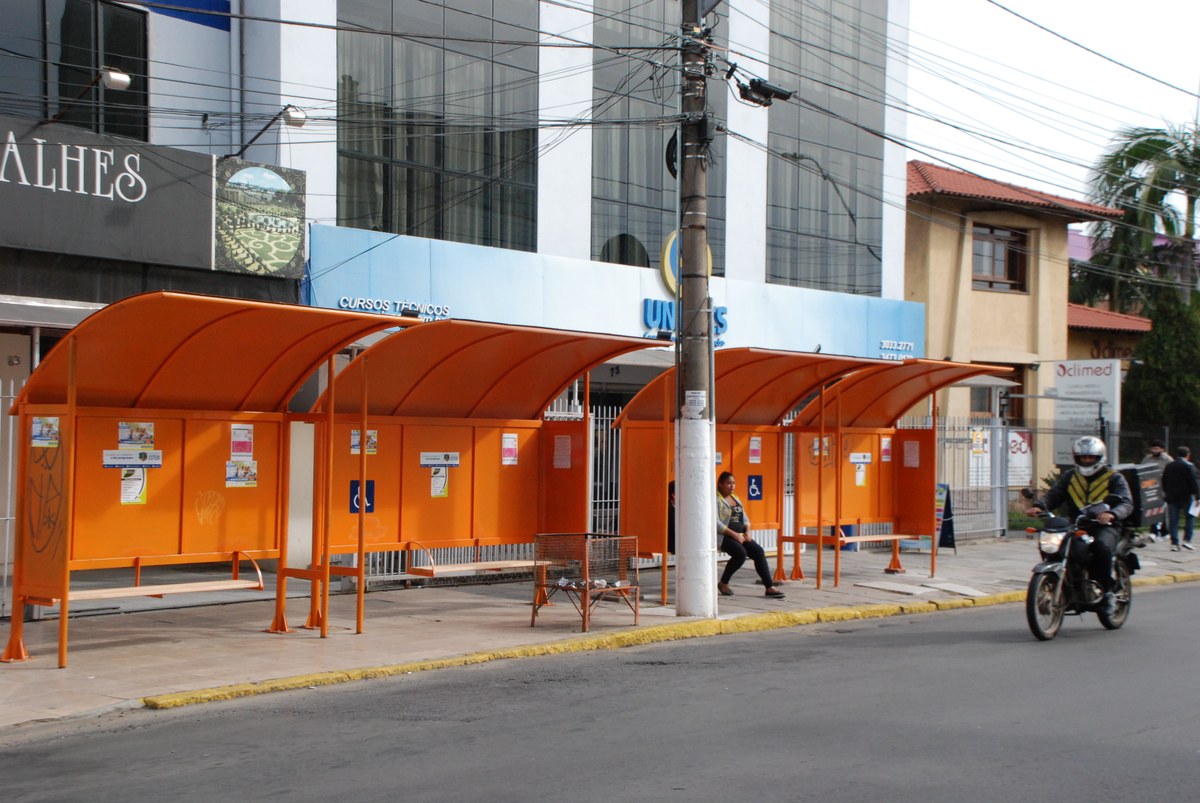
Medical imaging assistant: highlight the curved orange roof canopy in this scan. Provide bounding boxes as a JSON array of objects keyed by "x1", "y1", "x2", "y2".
[
  {"x1": 315, "y1": 319, "x2": 657, "y2": 420},
  {"x1": 792, "y1": 359, "x2": 1012, "y2": 428},
  {"x1": 15, "y1": 292, "x2": 409, "y2": 412},
  {"x1": 616, "y1": 348, "x2": 886, "y2": 426}
]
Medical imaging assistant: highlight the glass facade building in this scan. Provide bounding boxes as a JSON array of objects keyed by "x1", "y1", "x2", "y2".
[
  {"x1": 766, "y1": 0, "x2": 887, "y2": 294},
  {"x1": 590, "y1": 0, "x2": 727, "y2": 276},
  {"x1": 335, "y1": 0, "x2": 891, "y2": 295},
  {"x1": 336, "y1": 1, "x2": 540, "y2": 250},
  {"x1": 0, "y1": 0, "x2": 149, "y2": 140}
]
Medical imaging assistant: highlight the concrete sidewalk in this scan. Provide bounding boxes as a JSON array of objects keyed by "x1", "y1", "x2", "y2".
[{"x1": 2, "y1": 536, "x2": 1198, "y2": 729}]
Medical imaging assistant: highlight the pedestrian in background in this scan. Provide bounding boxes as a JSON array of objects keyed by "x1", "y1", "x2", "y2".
[
  {"x1": 1161, "y1": 446, "x2": 1199, "y2": 552},
  {"x1": 1143, "y1": 439, "x2": 1173, "y2": 469}
]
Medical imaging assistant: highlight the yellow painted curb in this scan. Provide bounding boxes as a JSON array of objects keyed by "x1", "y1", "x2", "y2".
[
  {"x1": 931, "y1": 597, "x2": 975, "y2": 610},
  {"x1": 973, "y1": 591, "x2": 1024, "y2": 607},
  {"x1": 143, "y1": 575, "x2": 1199, "y2": 711},
  {"x1": 1167, "y1": 571, "x2": 1200, "y2": 583}
]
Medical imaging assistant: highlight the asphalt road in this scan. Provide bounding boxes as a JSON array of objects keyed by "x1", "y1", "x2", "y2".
[{"x1": 3, "y1": 585, "x2": 1199, "y2": 802}]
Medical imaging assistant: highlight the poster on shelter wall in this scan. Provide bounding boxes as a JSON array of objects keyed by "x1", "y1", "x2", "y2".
[
  {"x1": 31, "y1": 417, "x2": 59, "y2": 447},
  {"x1": 231, "y1": 424, "x2": 254, "y2": 460},
  {"x1": 215, "y1": 158, "x2": 306, "y2": 279},
  {"x1": 350, "y1": 429, "x2": 377, "y2": 455},
  {"x1": 502, "y1": 433, "x2": 518, "y2": 465},
  {"x1": 103, "y1": 450, "x2": 162, "y2": 468},
  {"x1": 119, "y1": 422, "x2": 154, "y2": 449},
  {"x1": 121, "y1": 468, "x2": 147, "y2": 505},
  {"x1": 431, "y1": 466, "x2": 448, "y2": 497},
  {"x1": 226, "y1": 460, "x2": 258, "y2": 488},
  {"x1": 749, "y1": 436, "x2": 762, "y2": 464}
]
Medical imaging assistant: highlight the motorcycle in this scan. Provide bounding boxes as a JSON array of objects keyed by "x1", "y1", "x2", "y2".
[{"x1": 1022, "y1": 492, "x2": 1140, "y2": 641}]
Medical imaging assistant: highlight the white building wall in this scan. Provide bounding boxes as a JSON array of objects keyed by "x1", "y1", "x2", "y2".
[
  {"x1": 537, "y1": 0, "x2": 595, "y2": 260},
  {"x1": 723, "y1": 0, "x2": 771, "y2": 283},
  {"x1": 146, "y1": 11, "x2": 235, "y2": 154},
  {"x1": 244, "y1": 1, "x2": 338, "y2": 229},
  {"x1": 880, "y1": 0, "x2": 910, "y2": 300}
]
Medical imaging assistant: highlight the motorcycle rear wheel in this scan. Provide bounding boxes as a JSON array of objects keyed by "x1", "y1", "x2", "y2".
[
  {"x1": 1098, "y1": 562, "x2": 1132, "y2": 630},
  {"x1": 1027, "y1": 572, "x2": 1064, "y2": 641}
]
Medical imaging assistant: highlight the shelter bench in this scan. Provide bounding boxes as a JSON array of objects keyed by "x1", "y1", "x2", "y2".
[
  {"x1": 5, "y1": 552, "x2": 268, "y2": 666},
  {"x1": 50, "y1": 553, "x2": 267, "y2": 603},
  {"x1": 777, "y1": 522, "x2": 936, "y2": 588},
  {"x1": 404, "y1": 542, "x2": 537, "y2": 578}
]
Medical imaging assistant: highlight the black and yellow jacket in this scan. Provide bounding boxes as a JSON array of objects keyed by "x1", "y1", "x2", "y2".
[{"x1": 1038, "y1": 466, "x2": 1134, "y2": 520}]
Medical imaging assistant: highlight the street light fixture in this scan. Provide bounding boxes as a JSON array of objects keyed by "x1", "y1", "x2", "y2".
[
  {"x1": 99, "y1": 66, "x2": 132, "y2": 92},
  {"x1": 227, "y1": 105, "x2": 307, "y2": 160},
  {"x1": 47, "y1": 66, "x2": 132, "y2": 123}
]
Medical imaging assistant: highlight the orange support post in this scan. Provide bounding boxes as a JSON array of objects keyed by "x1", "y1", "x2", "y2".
[
  {"x1": 320, "y1": 355, "x2": 335, "y2": 638},
  {"x1": 57, "y1": 336, "x2": 79, "y2": 667},
  {"x1": 884, "y1": 539, "x2": 906, "y2": 574},
  {"x1": 303, "y1": 418, "x2": 326, "y2": 631},
  {"x1": 816, "y1": 387, "x2": 825, "y2": 589},
  {"x1": 355, "y1": 357, "x2": 368, "y2": 635},
  {"x1": 832, "y1": 394, "x2": 844, "y2": 588}
]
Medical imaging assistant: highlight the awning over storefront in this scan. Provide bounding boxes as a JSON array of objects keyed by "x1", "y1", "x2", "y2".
[
  {"x1": 314, "y1": 319, "x2": 658, "y2": 419},
  {"x1": 14, "y1": 291, "x2": 406, "y2": 411}
]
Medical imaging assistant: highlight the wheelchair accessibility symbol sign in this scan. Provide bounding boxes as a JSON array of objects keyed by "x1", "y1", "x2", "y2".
[
  {"x1": 350, "y1": 480, "x2": 375, "y2": 513},
  {"x1": 747, "y1": 475, "x2": 763, "y2": 501}
]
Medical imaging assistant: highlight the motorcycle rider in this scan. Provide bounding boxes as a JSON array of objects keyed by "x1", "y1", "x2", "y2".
[{"x1": 1026, "y1": 436, "x2": 1134, "y2": 615}]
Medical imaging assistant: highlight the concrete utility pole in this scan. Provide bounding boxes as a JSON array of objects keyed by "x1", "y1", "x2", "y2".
[{"x1": 675, "y1": 0, "x2": 717, "y2": 618}]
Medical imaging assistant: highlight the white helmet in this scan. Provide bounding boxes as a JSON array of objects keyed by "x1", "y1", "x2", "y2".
[{"x1": 1072, "y1": 436, "x2": 1107, "y2": 477}]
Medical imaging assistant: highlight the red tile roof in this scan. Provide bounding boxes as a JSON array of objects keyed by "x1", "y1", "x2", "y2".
[
  {"x1": 908, "y1": 161, "x2": 1123, "y2": 221},
  {"x1": 1068, "y1": 303, "x2": 1151, "y2": 333}
]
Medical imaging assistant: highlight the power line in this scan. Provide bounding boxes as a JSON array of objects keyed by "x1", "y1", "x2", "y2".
[{"x1": 986, "y1": 0, "x2": 1200, "y2": 101}]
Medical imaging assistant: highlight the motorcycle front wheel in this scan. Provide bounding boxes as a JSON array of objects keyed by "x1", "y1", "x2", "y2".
[
  {"x1": 1098, "y1": 562, "x2": 1132, "y2": 630},
  {"x1": 1026, "y1": 572, "x2": 1064, "y2": 640}
]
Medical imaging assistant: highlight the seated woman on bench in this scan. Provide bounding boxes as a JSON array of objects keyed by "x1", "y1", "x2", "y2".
[{"x1": 716, "y1": 471, "x2": 785, "y2": 599}]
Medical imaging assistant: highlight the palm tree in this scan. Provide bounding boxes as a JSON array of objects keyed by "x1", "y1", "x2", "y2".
[{"x1": 1090, "y1": 124, "x2": 1200, "y2": 303}]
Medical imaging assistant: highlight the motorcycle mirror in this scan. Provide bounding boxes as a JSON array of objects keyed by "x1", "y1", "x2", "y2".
[{"x1": 1020, "y1": 488, "x2": 1035, "y2": 500}]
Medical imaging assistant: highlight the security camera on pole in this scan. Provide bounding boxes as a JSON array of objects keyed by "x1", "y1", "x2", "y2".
[{"x1": 675, "y1": 0, "x2": 719, "y2": 618}]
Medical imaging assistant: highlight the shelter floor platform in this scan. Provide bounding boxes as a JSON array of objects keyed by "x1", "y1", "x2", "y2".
[{"x1": 2, "y1": 536, "x2": 1198, "y2": 729}]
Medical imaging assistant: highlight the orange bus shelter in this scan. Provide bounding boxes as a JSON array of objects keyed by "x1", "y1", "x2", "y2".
[
  {"x1": 616, "y1": 348, "x2": 1008, "y2": 593},
  {"x1": 1, "y1": 292, "x2": 411, "y2": 667},
  {"x1": 272, "y1": 319, "x2": 657, "y2": 636},
  {"x1": 787, "y1": 358, "x2": 1009, "y2": 586}
]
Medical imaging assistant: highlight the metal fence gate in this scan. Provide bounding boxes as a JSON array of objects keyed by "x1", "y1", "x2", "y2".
[
  {"x1": 590, "y1": 404, "x2": 621, "y2": 534},
  {"x1": 905, "y1": 415, "x2": 1008, "y2": 543}
]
